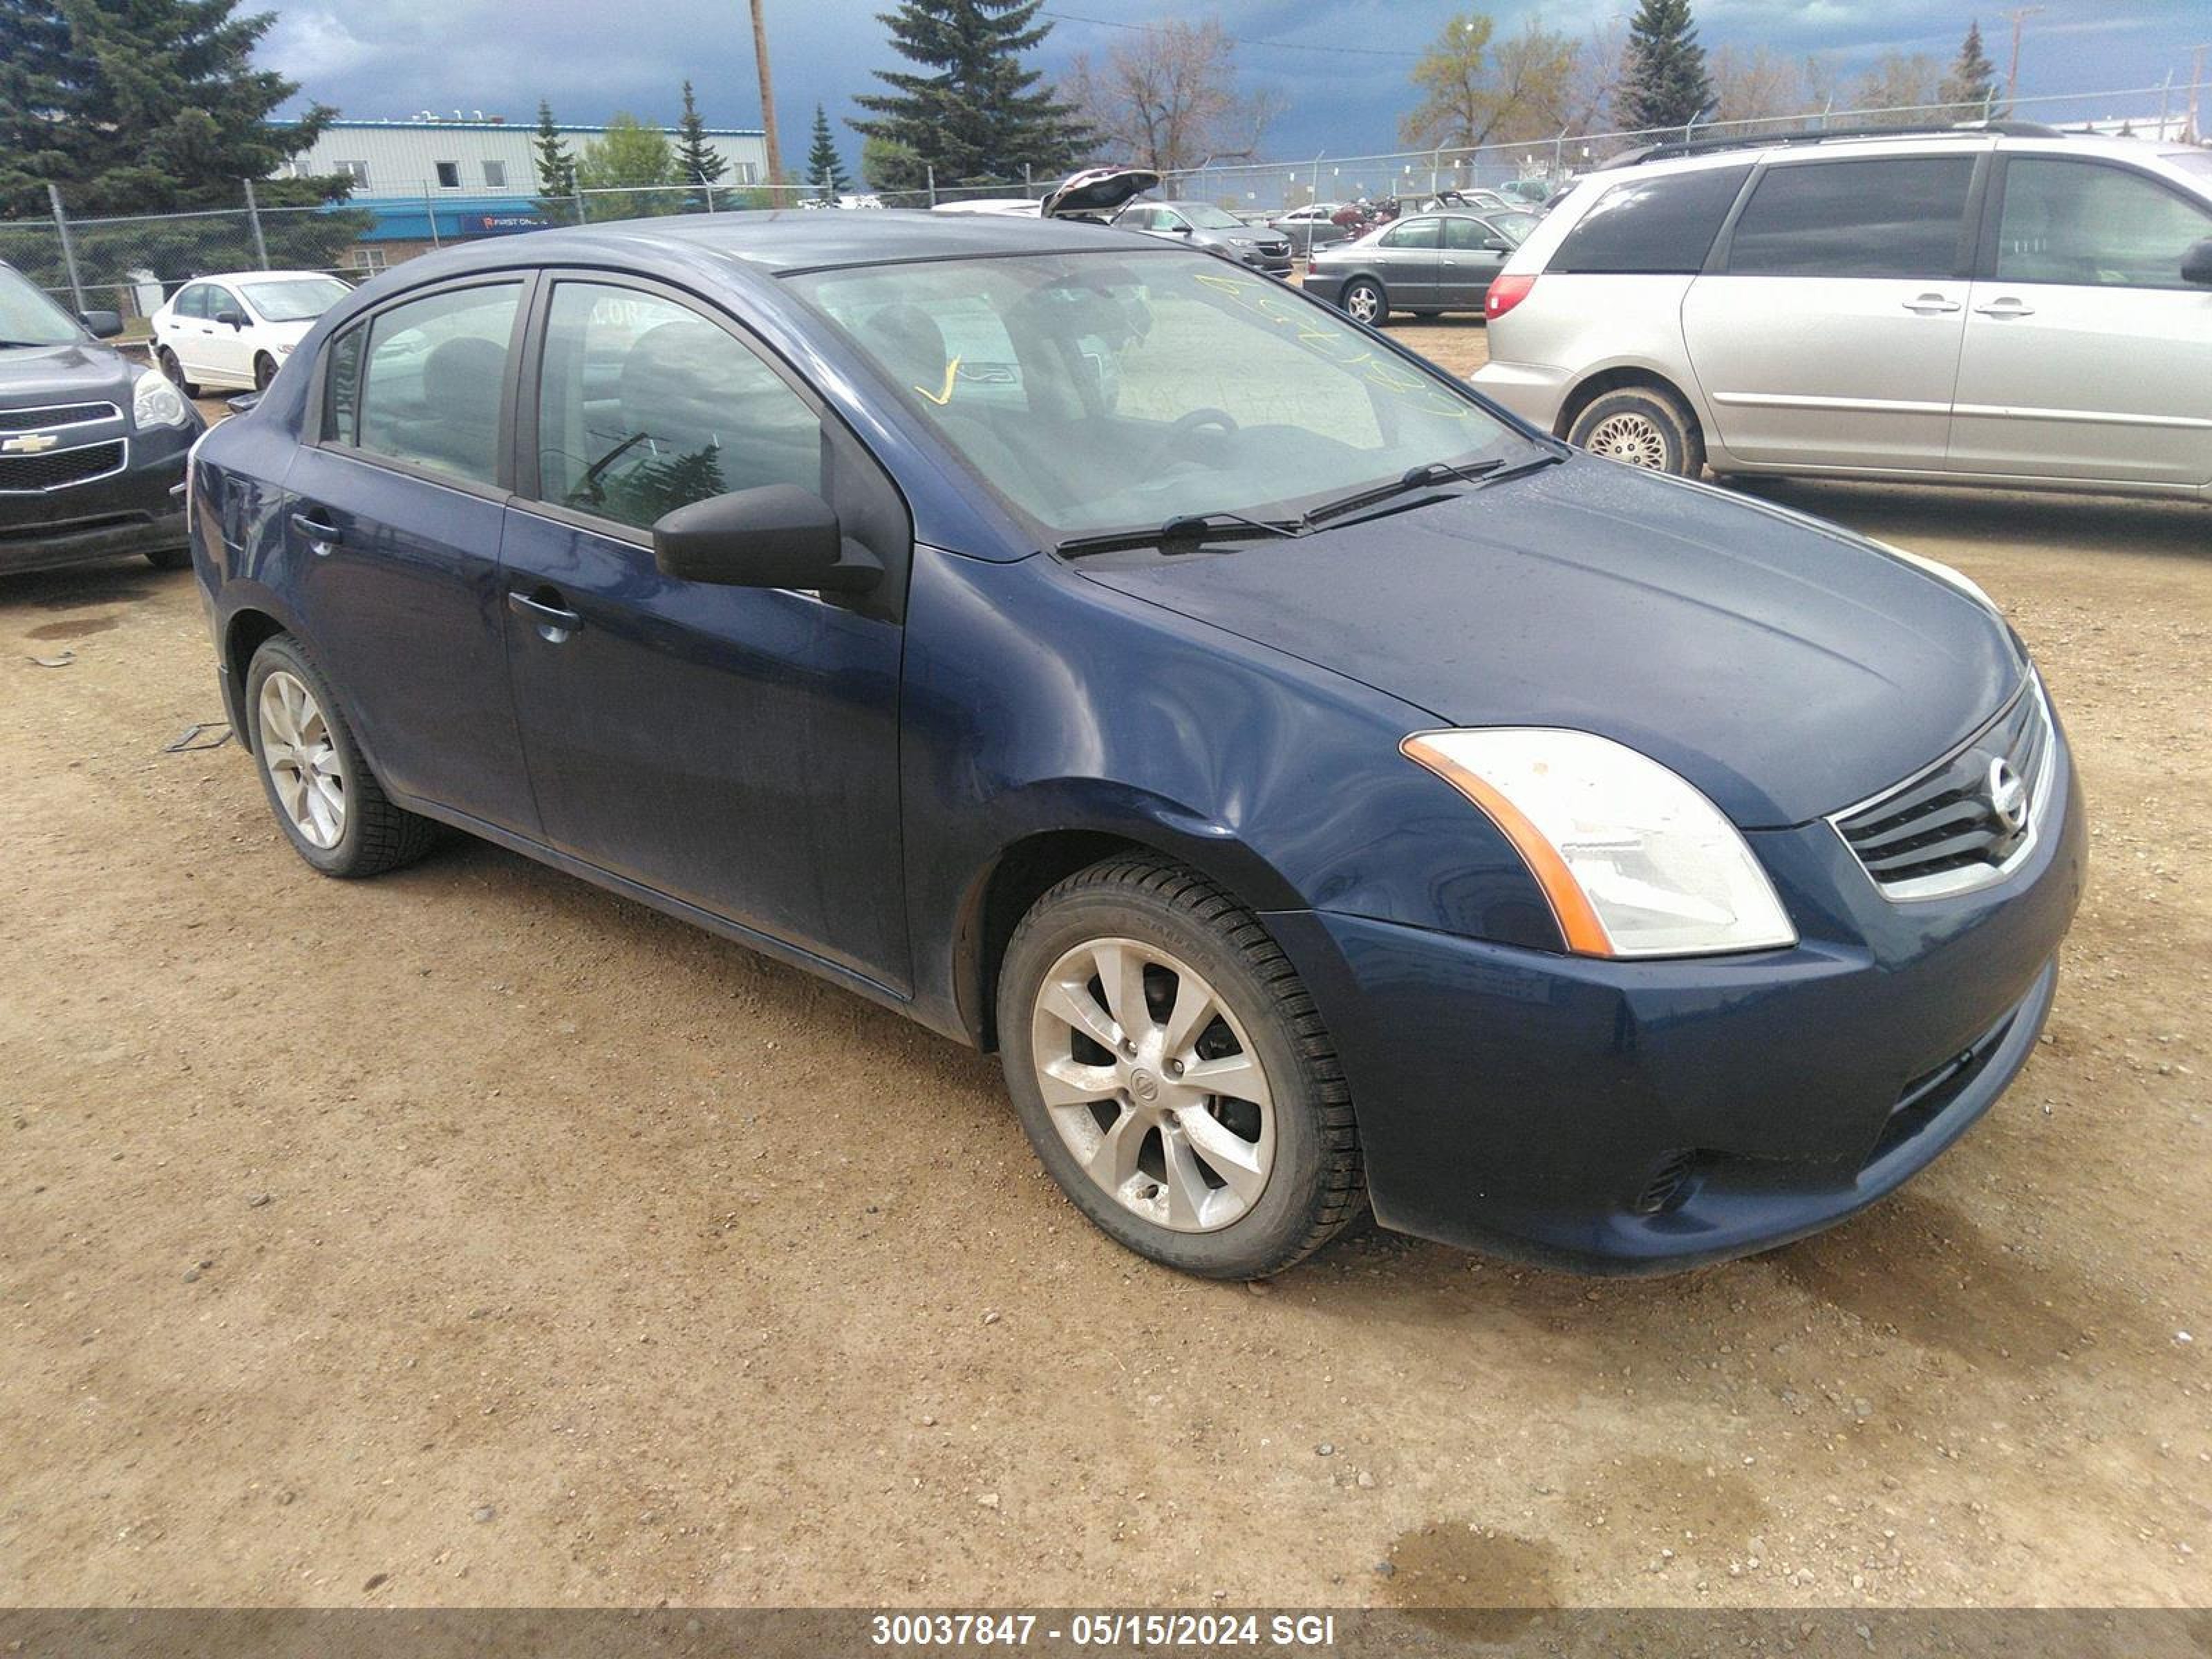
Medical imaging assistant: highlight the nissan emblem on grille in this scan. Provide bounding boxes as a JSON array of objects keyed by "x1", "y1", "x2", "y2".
[{"x1": 1987, "y1": 757, "x2": 2029, "y2": 836}]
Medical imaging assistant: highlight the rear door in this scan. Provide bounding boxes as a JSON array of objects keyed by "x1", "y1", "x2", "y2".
[
  {"x1": 1682, "y1": 152, "x2": 1982, "y2": 471},
  {"x1": 1371, "y1": 216, "x2": 1442, "y2": 308},
  {"x1": 1948, "y1": 155, "x2": 2212, "y2": 486},
  {"x1": 171, "y1": 283, "x2": 217, "y2": 379},
  {"x1": 282, "y1": 276, "x2": 541, "y2": 834}
]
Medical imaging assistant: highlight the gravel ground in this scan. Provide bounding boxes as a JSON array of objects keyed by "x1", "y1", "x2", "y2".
[{"x1": 2, "y1": 328, "x2": 2207, "y2": 1611}]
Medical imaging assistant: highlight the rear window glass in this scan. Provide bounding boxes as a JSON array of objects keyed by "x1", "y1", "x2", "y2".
[
  {"x1": 1550, "y1": 165, "x2": 1751, "y2": 274},
  {"x1": 1725, "y1": 157, "x2": 1974, "y2": 279}
]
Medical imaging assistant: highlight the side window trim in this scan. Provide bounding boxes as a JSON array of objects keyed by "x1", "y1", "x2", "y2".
[
  {"x1": 1973, "y1": 152, "x2": 2212, "y2": 286},
  {"x1": 305, "y1": 271, "x2": 539, "y2": 502}
]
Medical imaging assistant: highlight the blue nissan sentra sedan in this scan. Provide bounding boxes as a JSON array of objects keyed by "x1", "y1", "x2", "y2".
[{"x1": 185, "y1": 212, "x2": 2084, "y2": 1280}]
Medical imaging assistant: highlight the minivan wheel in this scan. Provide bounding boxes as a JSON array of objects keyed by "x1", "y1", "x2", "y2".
[
  {"x1": 1568, "y1": 385, "x2": 1705, "y2": 477},
  {"x1": 997, "y1": 856, "x2": 1365, "y2": 1280},
  {"x1": 157, "y1": 346, "x2": 199, "y2": 399},
  {"x1": 245, "y1": 635, "x2": 438, "y2": 879},
  {"x1": 1340, "y1": 279, "x2": 1387, "y2": 326}
]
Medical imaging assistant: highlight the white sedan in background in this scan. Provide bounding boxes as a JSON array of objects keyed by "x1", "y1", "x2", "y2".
[{"x1": 149, "y1": 270, "x2": 352, "y2": 395}]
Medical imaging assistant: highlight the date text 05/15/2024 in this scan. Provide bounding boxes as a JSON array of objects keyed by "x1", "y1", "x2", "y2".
[{"x1": 870, "y1": 1613, "x2": 1341, "y2": 1648}]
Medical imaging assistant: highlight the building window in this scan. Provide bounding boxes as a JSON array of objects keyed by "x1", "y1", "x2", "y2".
[
  {"x1": 482, "y1": 160, "x2": 507, "y2": 189},
  {"x1": 435, "y1": 161, "x2": 461, "y2": 189},
  {"x1": 733, "y1": 162, "x2": 758, "y2": 185},
  {"x1": 335, "y1": 160, "x2": 370, "y2": 187},
  {"x1": 342, "y1": 248, "x2": 388, "y2": 274}
]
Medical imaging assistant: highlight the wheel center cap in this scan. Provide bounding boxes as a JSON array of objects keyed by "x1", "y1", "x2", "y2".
[{"x1": 1129, "y1": 1069, "x2": 1161, "y2": 1105}]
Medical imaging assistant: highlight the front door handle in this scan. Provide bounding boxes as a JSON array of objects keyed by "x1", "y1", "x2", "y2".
[
  {"x1": 508, "y1": 588, "x2": 582, "y2": 642},
  {"x1": 1974, "y1": 297, "x2": 2036, "y2": 318},
  {"x1": 1902, "y1": 292, "x2": 1962, "y2": 314},
  {"x1": 290, "y1": 509, "x2": 344, "y2": 556}
]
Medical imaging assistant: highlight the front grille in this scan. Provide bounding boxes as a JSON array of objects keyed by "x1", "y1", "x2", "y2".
[
  {"x1": 0, "y1": 402, "x2": 119, "y2": 433},
  {"x1": 1833, "y1": 680, "x2": 2053, "y2": 899},
  {"x1": 1259, "y1": 240, "x2": 1290, "y2": 256},
  {"x1": 0, "y1": 440, "x2": 127, "y2": 493}
]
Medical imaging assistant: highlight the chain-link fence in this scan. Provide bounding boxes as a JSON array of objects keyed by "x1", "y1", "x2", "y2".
[{"x1": 5, "y1": 79, "x2": 2202, "y2": 331}]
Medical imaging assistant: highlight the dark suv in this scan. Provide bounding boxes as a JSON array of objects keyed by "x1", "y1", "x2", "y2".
[{"x1": 1, "y1": 259, "x2": 203, "y2": 575}]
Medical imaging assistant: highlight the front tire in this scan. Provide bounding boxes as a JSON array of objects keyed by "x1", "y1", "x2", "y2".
[
  {"x1": 1568, "y1": 384, "x2": 1705, "y2": 477},
  {"x1": 1339, "y1": 278, "x2": 1388, "y2": 327},
  {"x1": 997, "y1": 856, "x2": 1365, "y2": 1280},
  {"x1": 245, "y1": 635, "x2": 437, "y2": 879}
]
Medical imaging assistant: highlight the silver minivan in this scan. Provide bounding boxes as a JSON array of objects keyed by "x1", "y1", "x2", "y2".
[{"x1": 1472, "y1": 129, "x2": 2212, "y2": 499}]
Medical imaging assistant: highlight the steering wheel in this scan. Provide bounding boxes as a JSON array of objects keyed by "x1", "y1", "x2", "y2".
[{"x1": 1141, "y1": 407, "x2": 1239, "y2": 468}]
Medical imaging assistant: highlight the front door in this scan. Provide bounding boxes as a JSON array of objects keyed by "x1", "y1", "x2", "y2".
[
  {"x1": 282, "y1": 277, "x2": 540, "y2": 833},
  {"x1": 1682, "y1": 153, "x2": 1979, "y2": 471},
  {"x1": 1948, "y1": 156, "x2": 2212, "y2": 487},
  {"x1": 200, "y1": 284, "x2": 253, "y2": 388},
  {"x1": 499, "y1": 277, "x2": 910, "y2": 988},
  {"x1": 1438, "y1": 216, "x2": 1510, "y2": 311}
]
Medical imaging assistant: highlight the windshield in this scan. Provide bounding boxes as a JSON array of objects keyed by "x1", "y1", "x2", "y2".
[
  {"x1": 240, "y1": 276, "x2": 349, "y2": 322},
  {"x1": 1489, "y1": 211, "x2": 1541, "y2": 243},
  {"x1": 1178, "y1": 204, "x2": 1245, "y2": 229},
  {"x1": 788, "y1": 251, "x2": 1522, "y2": 539},
  {"x1": 0, "y1": 263, "x2": 86, "y2": 348}
]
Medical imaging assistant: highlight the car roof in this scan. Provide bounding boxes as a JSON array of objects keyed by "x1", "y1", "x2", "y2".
[
  {"x1": 1596, "y1": 126, "x2": 2202, "y2": 180},
  {"x1": 182, "y1": 270, "x2": 343, "y2": 285}
]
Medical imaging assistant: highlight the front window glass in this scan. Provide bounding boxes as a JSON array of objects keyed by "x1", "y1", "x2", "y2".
[
  {"x1": 0, "y1": 263, "x2": 83, "y2": 346},
  {"x1": 1995, "y1": 160, "x2": 2212, "y2": 288},
  {"x1": 240, "y1": 276, "x2": 350, "y2": 321},
  {"x1": 789, "y1": 252, "x2": 1518, "y2": 539},
  {"x1": 347, "y1": 283, "x2": 521, "y2": 486},
  {"x1": 535, "y1": 282, "x2": 823, "y2": 532}
]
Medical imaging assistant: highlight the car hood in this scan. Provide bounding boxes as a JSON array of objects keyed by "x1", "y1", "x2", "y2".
[
  {"x1": 0, "y1": 340, "x2": 138, "y2": 410},
  {"x1": 1076, "y1": 457, "x2": 2024, "y2": 828}
]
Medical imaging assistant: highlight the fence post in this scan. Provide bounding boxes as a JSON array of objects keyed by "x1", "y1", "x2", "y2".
[
  {"x1": 46, "y1": 182, "x2": 88, "y2": 315},
  {"x1": 243, "y1": 178, "x2": 271, "y2": 269},
  {"x1": 926, "y1": 165, "x2": 936, "y2": 209},
  {"x1": 572, "y1": 187, "x2": 587, "y2": 226},
  {"x1": 423, "y1": 183, "x2": 442, "y2": 247}
]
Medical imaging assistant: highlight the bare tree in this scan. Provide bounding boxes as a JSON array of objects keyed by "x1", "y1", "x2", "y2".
[
  {"x1": 1065, "y1": 19, "x2": 1279, "y2": 177},
  {"x1": 1850, "y1": 51, "x2": 1942, "y2": 124},
  {"x1": 1710, "y1": 44, "x2": 1806, "y2": 133}
]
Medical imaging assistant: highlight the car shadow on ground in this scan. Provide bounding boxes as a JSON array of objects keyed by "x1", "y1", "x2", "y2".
[{"x1": 1730, "y1": 478, "x2": 2212, "y2": 565}]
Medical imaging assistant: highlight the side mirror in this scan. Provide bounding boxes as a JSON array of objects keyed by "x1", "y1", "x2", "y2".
[
  {"x1": 653, "y1": 483, "x2": 882, "y2": 593},
  {"x1": 80, "y1": 310, "x2": 123, "y2": 339},
  {"x1": 216, "y1": 309, "x2": 247, "y2": 330},
  {"x1": 1165, "y1": 223, "x2": 1192, "y2": 235},
  {"x1": 1481, "y1": 236, "x2": 1510, "y2": 252},
  {"x1": 2183, "y1": 237, "x2": 2212, "y2": 286}
]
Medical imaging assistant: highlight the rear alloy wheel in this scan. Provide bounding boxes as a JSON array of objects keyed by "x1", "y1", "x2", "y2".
[
  {"x1": 1340, "y1": 279, "x2": 1387, "y2": 326},
  {"x1": 998, "y1": 856, "x2": 1365, "y2": 1280},
  {"x1": 157, "y1": 346, "x2": 199, "y2": 399},
  {"x1": 246, "y1": 635, "x2": 438, "y2": 879},
  {"x1": 1568, "y1": 384, "x2": 1705, "y2": 478},
  {"x1": 252, "y1": 352, "x2": 279, "y2": 392}
]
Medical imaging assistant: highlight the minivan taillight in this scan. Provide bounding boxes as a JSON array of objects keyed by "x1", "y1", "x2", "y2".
[{"x1": 1485, "y1": 273, "x2": 1535, "y2": 321}]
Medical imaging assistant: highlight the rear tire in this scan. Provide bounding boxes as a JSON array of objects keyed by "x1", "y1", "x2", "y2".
[
  {"x1": 245, "y1": 634, "x2": 438, "y2": 879},
  {"x1": 1340, "y1": 278, "x2": 1388, "y2": 327},
  {"x1": 156, "y1": 346, "x2": 198, "y2": 399},
  {"x1": 252, "y1": 352, "x2": 278, "y2": 392},
  {"x1": 997, "y1": 855, "x2": 1365, "y2": 1280},
  {"x1": 1568, "y1": 384, "x2": 1705, "y2": 478}
]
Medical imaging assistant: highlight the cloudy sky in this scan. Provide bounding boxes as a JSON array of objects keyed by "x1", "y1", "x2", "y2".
[{"x1": 261, "y1": 0, "x2": 2209, "y2": 169}]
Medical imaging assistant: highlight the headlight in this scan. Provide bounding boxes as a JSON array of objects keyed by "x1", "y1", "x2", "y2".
[
  {"x1": 1401, "y1": 729, "x2": 1798, "y2": 958},
  {"x1": 132, "y1": 367, "x2": 190, "y2": 430}
]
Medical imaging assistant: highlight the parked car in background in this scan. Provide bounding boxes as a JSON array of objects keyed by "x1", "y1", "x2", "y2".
[
  {"x1": 186, "y1": 210, "x2": 2083, "y2": 1280},
  {"x1": 1269, "y1": 203, "x2": 1353, "y2": 253},
  {"x1": 1498, "y1": 177, "x2": 1564, "y2": 209},
  {"x1": 0, "y1": 256, "x2": 203, "y2": 575},
  {"x1": 1473, "y1": 126, "x2": 2212, "y2": 495},
  {"x1": 1304, "y1": 208, "x2": 1539, "y2": 323},
  {"x1": 149, "y1": 270, "x2": 352, "y2": 395},
  {"x1": 1113, "y1": 199, "x2": 1293, "y2": 274}
]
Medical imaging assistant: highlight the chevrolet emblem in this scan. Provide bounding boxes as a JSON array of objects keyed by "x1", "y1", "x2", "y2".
[{"x1": 3, "y1": 432, "x2": 60, "y2": 455}]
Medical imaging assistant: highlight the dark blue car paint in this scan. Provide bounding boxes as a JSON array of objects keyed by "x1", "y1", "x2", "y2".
[{"x1": 189, "y1": 214, "x2": 2085, "y2": 1271}]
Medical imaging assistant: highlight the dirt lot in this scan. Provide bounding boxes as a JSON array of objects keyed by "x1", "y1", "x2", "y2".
[{"x1": 3, "y1": 328, "x2": 2209, "y2": 1613}]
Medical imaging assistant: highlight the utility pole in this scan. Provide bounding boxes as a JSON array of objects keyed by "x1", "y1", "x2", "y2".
[
  {"x1": 748, "y1": 0, "x2": 785, "y2": 206},
  {"x1": 2188, "y1": 44, "x2": 2209, "y2": 146},
  {"x1": 2002, "y1": 6, "x2": 2045, "y2": 109}
]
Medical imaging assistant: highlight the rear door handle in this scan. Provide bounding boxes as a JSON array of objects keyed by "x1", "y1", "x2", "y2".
[
  {"x1": 290, "y1": 509, "x2": 344, "y2": 555},
  {"x1": 508, "y1": 588, "x2": 582, "y2": 641},
  {"x1": 1974, "y1": 297, "x2": 2035, "y2": 317},
  {"x1": 1902, "y1": 292, "x2": 1962, "y2": 314}
]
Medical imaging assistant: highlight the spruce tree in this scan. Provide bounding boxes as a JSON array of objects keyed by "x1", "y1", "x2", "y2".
[
  {"x1": 850, "y1": 0, "x2": 1087, "y2": 194},
  {"x1": 675, "y1": 80, "x2": 728, "y2": 209},
  {"x1": 1939, "y1": 21, "x2": 2000, "y2": 119},
  {"x1": 0, "y1": 0, "x2": 350, "y2": 216},
  {"x1": 533, "y1": 99, "x2": 578, "y2": 198},
  {"x1": 805, "y1": 104, "x2": 853, "y2": 198},
  {"x1": 1615, "y1": 0, "x2": 1715, "y2": 135}
]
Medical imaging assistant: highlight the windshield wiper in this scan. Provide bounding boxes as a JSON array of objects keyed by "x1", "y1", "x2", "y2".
[
  {"x1": 1300, "y1": 458, "x2": 1504, "y2": 529},
  {"x1": 1472, "y1": 449, "x2": 1568, "y2": 489},
  {"x1": 1056, "y1": 509, "x2": 1305, "y2": 559},
  {"x1": 0, "y1": 338, "x2": 60, "y2": 349}
]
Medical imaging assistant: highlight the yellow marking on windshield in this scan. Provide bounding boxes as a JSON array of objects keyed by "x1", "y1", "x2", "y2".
[{"x1": 917, "y1": 355, "x2": 962, "y2": 406}]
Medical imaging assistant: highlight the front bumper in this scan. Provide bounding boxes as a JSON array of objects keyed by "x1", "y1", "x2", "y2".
[
  {"x1": 1265, "y1": 745, "x2": 2087, "y2": 1273},
  {"x1": 0, "y1": 424, "x2": 196, "y2": 575},
  {"x1": 1236, "y1": 248, "x2": 1295, "y2": 277}
]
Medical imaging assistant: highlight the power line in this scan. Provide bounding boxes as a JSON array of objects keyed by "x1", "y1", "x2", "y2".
[{"x1": 1038, "y1": 9, "x2": 1425, "y2": 59}]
